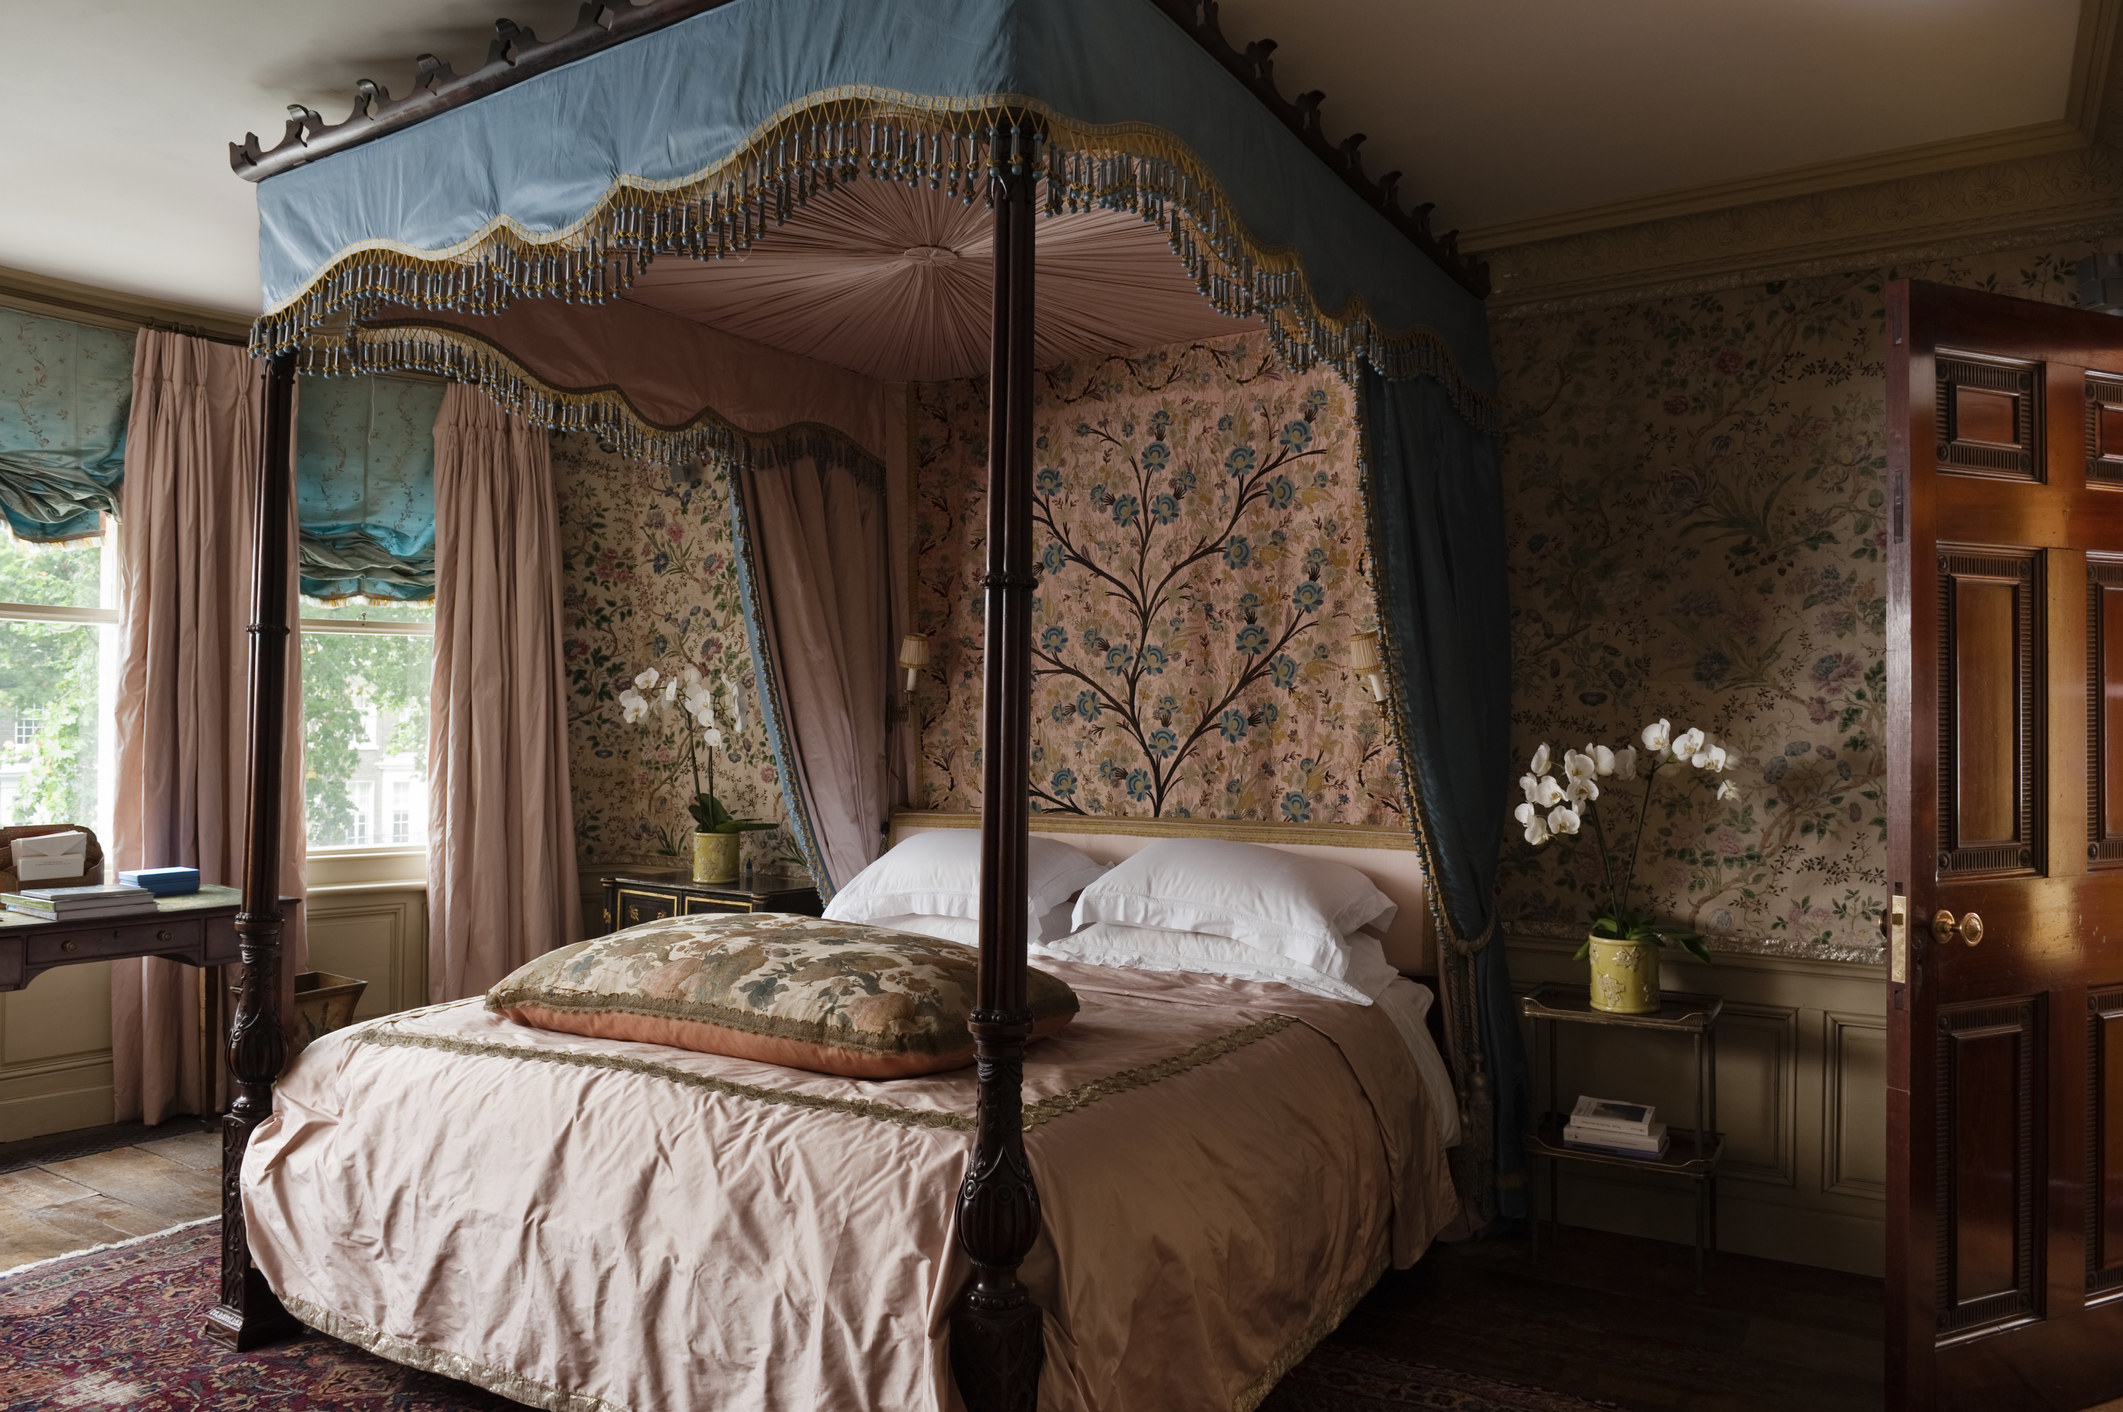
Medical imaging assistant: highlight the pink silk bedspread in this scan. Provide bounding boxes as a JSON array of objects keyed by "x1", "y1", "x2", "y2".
[{"x1": 241, "y1": 962, "x2": 1460, "y2": 1412}]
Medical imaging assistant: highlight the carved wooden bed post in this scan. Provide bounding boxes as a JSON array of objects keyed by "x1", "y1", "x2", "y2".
[
  {"x1": 951, "y1": 115, "x2": 1042, "y2": 1412},
  {"x1": 204, "y1": 350, "x2": 301, "y2": 1351}
]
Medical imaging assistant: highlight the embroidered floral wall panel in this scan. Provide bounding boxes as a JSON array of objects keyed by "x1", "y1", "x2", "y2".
[
  {"x1": 1495, "y1": 244, "x2": 2116, "y2": 961},
  {"x1": 911, "y1": 335, "x2": 1403, "y2": 826},
  {"x1": 552, "y1": 433, "x2": 789, "y2": 872}
]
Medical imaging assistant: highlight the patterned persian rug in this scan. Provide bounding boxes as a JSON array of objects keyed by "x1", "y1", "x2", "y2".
[{"x1": 2, "y1": 1221, "x2": 1621, "y2": 1411}]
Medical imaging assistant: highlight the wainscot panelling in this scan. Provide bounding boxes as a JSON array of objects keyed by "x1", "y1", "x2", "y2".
[
  {"x1": 1511, "y1": 935, "x2": 1886, "y2": 1277},
  {"x1": 0, "y1": 960, "x2": 114, "y2": 1143},
  {"x1": 304, "y1": 885, "x2": 428, "y2": 1019}
]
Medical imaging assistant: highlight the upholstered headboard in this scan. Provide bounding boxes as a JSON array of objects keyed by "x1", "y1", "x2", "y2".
[{"x1": 887, "y1": 811, "x2": 1432, "y2": 976}]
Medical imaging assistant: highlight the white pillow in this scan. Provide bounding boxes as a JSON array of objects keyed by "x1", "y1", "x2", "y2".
[
  {"x1": 824, "y1": 831, "x2": 1106, "y2": 944},
  {"x1": 1070, "y1": 839, "x2": 1395, "y2": 980},
  {"x1": 1045, "y1": 921, "x2": 1399, "y2": 1004},
  {"x1": 863, "y1": 903, "x2": 1077, "y2": 950}
]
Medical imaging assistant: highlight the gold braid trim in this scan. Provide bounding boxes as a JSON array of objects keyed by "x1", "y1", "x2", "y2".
[
  {"x1": 1231, "y1": 1242, "x2": 1392, "y2": 1412},
  {"x1": 257, "y1": 90, "x2": 1497, "y2": 435},
  {"x1": 354, "y1": 1012, "x2": 1294, "y2": 1133},
  {"x1": 281, "y1": 1291, "x2": 635, "y2": 1412}
]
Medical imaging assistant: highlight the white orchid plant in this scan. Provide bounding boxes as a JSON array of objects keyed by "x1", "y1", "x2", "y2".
[
  {"x1": 617, "y1": 665, "x2": 777, "y2": 837},
  {"x1": 1513, "y1": 718, "x2": 1740, "y2": 965}
]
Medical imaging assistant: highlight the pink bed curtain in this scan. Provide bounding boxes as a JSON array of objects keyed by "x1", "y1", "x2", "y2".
[
  {"x1": 112, "y1": 330, "x2": 307, "y2": 1125},
  {"x1": 737, "y1": 454, "x2": 891, "y2": 896},
  {"x1": 428, "y1": 384, "x2": 580, "y2": 1000}
]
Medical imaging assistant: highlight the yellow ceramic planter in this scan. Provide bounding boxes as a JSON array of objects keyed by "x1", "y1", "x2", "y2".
[
  {"x1": 1587, "y1": 936, "x2": 1660, "y2": 1014},
  {"x1": 692, "y1": 830, "x2": 740, "y2": 884}
]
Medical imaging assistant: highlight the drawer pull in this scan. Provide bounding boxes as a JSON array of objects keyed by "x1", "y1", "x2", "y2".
[
  {"x1": 61, "y1": 939, "x2": 77, "y2": 953},
  {"x1": 157, "y1": 929, "x2": 172, "y2": 942}
]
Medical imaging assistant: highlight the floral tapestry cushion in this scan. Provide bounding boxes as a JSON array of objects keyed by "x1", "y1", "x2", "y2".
[{"x1": 486, "y1": 913, "x2": 1080, "y2": 1079}]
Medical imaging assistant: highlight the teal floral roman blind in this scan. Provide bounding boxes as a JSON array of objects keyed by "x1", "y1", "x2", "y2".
[
  {"x1": 295, "y1": 373, "x2": 443, "y2": 601},
  {"x1": 0, "y1": 306, "x2": 133, "y2": 541}
]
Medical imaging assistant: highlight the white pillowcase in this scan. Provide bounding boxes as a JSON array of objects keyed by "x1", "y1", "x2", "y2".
[
  {"x1": 1045, "y1": 921, "x2": 1400, "y2": 1004},
  {"x1": 863, "y1": 904, "x2": 1075, "y2": 951},
  {"x1": 823, "y1": 831, "x2": 1106, "y2": 945},
  {"x1": 1070, "y1": 839, "x2": 1395, "y2": 980}
]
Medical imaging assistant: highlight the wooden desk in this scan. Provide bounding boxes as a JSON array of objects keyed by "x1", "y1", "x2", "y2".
[{"x1": 0, "y1": 886, "x2": 251, "y2": 992}]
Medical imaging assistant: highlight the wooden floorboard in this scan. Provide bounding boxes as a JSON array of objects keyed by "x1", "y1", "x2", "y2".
[
  {"x1": 0, "y1": 1129, "x2": 221, "y2": 1272},
  {"x1": 1329, "y1": 1225, "x2": 1885, "y2": 1412}
]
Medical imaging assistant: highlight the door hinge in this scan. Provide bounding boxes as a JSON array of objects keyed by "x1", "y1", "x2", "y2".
[{"x1": 1889, "y1": 892, "x2": 1908, "y2": 984}]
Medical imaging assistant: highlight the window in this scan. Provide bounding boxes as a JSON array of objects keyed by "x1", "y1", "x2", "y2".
[
  {"x1": 0, "y1": 527, "x2": 119, "y2": 842},
  {"x1": 301, "y1": 597, "x2": 433, "y2": 854}
]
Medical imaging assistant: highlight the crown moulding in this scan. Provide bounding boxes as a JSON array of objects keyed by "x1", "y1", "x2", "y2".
[{"x1": 228, "y1": 0, "x2": 1488, "y2": 299}]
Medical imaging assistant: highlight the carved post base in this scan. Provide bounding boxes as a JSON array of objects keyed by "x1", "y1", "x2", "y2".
[
  {"x1": 950, "y1": 1266, "x2": 1045, "y2": 1412},
  {"x1": 203, "y1": 1109, "x2": 297, "y2": 1349}
]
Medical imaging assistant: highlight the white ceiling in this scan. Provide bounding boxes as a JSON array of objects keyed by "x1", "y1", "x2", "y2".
[{"x1": 0, "y1": 0, "x2": 2089, "y2": 316}]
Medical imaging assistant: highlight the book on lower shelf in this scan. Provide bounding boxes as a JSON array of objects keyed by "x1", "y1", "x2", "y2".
[
  {"x1": 1562, "y1": 1120, "x2": 1670, "y2": 1160},
  {"x1": 1569, "y1": 1094, "x2": 1658, "y2": 1137}
]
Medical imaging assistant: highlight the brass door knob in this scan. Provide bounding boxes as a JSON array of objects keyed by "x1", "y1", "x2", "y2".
[{"x1": 1932, "y1": 909, "x2": 1985, "y2": 946}]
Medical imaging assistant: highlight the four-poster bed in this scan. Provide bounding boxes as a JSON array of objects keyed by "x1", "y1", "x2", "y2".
[{"x1": 206, "y1": 2, "x2": 1516, "y2": 1407}]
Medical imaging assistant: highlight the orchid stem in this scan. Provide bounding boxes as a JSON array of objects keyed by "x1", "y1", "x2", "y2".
[
  {"x1": 1619, "y1": 768, "x2": 1657, "y2": 918},
  {"x1": 1586, "y1": 795, "x2": 1619, "y2": 919}
]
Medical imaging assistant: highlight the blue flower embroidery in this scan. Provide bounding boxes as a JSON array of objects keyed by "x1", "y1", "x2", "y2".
[
  {"x1": 1236, "y1": 624, "x2": 1269, "y2": 656},
  {"x1": 1141, "y1": 442, "x2": 1171, "y2": 472},
  {"x1": 1040, "y1": 625, "x2": 1069, "y2": 652},
  {"x1": 1035, "y1": 466, "x2": 1062, "y2": 496},
  {"x1": 1051, "y1": 769, "x2": 1078, "y2": 799},
  {"x1": 1280, "y1": 792, "x2": 1312, "y2": 823},
  {"x1": 1150, "y1": 493, "x2": 1179, "y2": 524},
  {"x1": 1104, "y1": 644, "x2": 1134, "y2": 674},
  {"x1": 1225, "y1": 446, "x2": 1257, "y2": 477},
  {"x1": 1280, "y1": 420, "x2": 1313, "y2": 452},
  {"x1": 1292, "y1": 582, "x2": 1324, "y2": 613},
  {"x1": 1224, "y1": 537, "x2": 1252, "y2": 569},
  {"x1": 1042, "y1": 542, "x2": 1066, "y2": 574},
  {"x1": 1126, "y1": 769, "x2": 1153, "y2": 801},
  {"x1": 1139, "y1": 644, "x2": 1169, "y2": 675},
  {"x1": 1267, "y1": 477, "x2": 1295, "y2": 509},
  {"x1": 1270, "y1": 655, "x2": 1297, "y2": 689},
  {"x1": 1148, "y1": 729, "x2": 1178, "y2": 759},
  {"x1": 1076, "y1": 690, "x2": 1102, "y2": 721},
  {"x1": 1219, "y1": 710, "x2": 1248, "y2": 742},
  {"x1": 1112, "y1": 495, "x2": 1140, "y2": 526}
]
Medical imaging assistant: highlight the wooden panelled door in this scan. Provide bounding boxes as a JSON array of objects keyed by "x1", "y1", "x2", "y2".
[{"x1": 1887, "y1": 279, "x2": 2123, "y2": 1410}]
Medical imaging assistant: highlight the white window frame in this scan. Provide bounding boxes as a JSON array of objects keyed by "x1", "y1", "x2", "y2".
[{"x1": 299, "y1": 608, "x2": 434, "y2": 888}]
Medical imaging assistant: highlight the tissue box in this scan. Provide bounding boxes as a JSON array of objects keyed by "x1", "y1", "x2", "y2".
[{"x1": 118, "y1": 867, "x2": 200, "y2": 896}]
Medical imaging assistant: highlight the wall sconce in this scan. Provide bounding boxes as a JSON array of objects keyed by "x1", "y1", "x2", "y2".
[
  {"x1": 1348, "y1": 630, "x2": 1386, "y2": 703},
  {"x1": 898, "y1": 633, "x2": 931, "y2": 694}
]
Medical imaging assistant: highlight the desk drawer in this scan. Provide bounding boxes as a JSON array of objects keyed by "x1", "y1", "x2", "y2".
[
  {"x1": 26, "y1": 917, "x2": 202, "y2": 968},
  {"x1": 614, "y1": 888, "x2": 677, "y2": 929}
]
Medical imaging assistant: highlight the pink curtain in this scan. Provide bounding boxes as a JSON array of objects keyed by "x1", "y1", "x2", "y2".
[
  {"x1": 429, "y1": 384, "x2": 580, "y2": 1000},
  {"x1": 737, "y1": 455, "x2": 892, "y2": 895},
  {"x1": 112, "y1": 330, "x2": 306, "y2": 1125}
]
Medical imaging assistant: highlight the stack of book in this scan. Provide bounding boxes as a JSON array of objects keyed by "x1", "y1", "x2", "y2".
[
  {"x1": 3, "y1": 883, "x2": 159, "y2": 921},
  {"x1": 1562, "y1": 1095, "x2": 1670, "y2": 1160}
]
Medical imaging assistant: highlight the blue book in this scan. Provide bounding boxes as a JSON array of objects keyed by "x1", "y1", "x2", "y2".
[{"x1": 118, "y1": 867, "x2": 200, "y2": 896}]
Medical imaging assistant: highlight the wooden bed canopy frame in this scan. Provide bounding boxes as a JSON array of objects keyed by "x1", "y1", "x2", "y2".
[{"x1": 203, "y1": 4, "x2": 1488, "y2": 1408}]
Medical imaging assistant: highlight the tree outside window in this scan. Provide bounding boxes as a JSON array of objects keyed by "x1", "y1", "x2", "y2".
[{"x1": 301, "y1": 597, "x2": 432, "y2": 851}]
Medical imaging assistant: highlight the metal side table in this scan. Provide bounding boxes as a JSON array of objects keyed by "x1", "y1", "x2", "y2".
[{"x1": 1521, "y1": 984, "x2": 1724, "y2": 1291}]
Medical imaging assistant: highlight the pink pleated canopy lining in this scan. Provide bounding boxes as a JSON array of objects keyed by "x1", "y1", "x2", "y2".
[{"x1": 375, "y1": 180, "x2": 1256, "y2": 460}]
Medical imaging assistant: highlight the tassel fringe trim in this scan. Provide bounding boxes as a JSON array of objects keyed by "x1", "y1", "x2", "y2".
[{"x1": 255, "y1": 94, "x2": 1497, "y2": 437}]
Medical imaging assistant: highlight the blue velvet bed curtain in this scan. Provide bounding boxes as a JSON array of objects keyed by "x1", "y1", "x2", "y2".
[{"x1": 1359, "y1": 363, "x2": 1527, "y2": 1227}]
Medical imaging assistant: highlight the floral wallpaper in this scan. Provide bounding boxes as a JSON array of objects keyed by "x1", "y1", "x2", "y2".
[
  {"x1": 912, "y1": 335, "x2": 1403, "y2": 825},
  {"x1": 551, "y1": 433, "x2": 792, "y2": 873},
  {"x1": 1496, "y1": 241, "x2": 2118, "y2": 959}
]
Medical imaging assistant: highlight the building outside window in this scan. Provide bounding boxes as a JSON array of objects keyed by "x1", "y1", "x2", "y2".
[
  {"x1": 12, "y1": 712, "x2": 43, "y2": 746},
  {"x1": 301, "y1": 597, "x2": 432, "y2": 854}
]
